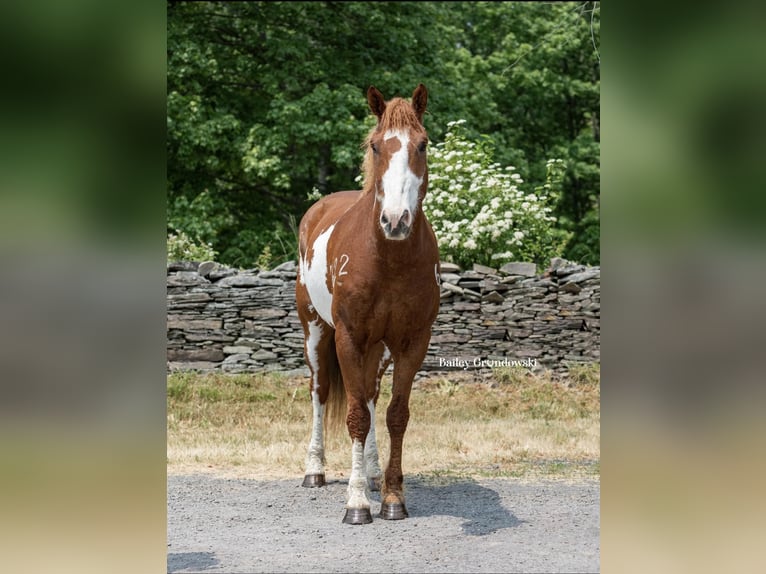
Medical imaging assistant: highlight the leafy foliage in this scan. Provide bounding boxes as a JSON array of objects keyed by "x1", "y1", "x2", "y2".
[{"x1": 167, "y1": 1, "x2": 600, "y2": 267}]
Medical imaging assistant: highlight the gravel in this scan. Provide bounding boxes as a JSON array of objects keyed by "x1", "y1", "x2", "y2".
[{"x1": 168, "y1": 474, "x2": 599, "y2": 573}]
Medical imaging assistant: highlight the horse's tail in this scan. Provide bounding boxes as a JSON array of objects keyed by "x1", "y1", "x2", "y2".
[{"x1": 324, "y1": 336, "x2": 347, "y2": 435}]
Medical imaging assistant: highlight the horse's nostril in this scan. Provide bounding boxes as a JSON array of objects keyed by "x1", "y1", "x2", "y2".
[
  {"x1": 380, "y1": 213, "x2": 389, "y2": 225},
  {"x1": 402, "y1": 209, "x2": 411, "y2": 226}
]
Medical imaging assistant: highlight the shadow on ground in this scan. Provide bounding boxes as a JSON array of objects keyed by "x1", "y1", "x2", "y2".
[
  {"x1": 403, "y1": 475, "x2": 524, "y2": 535},
  {"x1": 168, "y1": 551, "x2": 219, "y2": 573}
]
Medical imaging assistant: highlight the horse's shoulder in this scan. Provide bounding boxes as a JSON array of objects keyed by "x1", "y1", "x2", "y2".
[{"x1": 301, "y1": 191, "x2": 361, "y2": 241}]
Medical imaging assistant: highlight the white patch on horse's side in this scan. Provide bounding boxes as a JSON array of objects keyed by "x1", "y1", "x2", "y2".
[
  {"x1": 381, "y1": 130, "x2": 422, "y2": 221},
  {"x1": 364, "y1": 400, "x2": 382, "y2": 481},
  {"x1": 346, "y1": 439, "x2": 370, "y2": 510},
  {"x1": 305, "y1": 319, "x2": 325, "y2": 475},
  {"x1": 300, "y1": 224, "x2": 336, "y2": 327}
]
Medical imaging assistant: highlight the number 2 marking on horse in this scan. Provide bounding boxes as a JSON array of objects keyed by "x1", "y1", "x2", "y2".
[{"x1": 331, "y1": 254, "x2": 350, "y2": 288}]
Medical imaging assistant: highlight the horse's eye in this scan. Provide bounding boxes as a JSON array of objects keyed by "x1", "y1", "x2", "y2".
[
  {"x1": 371, "y1": 142, "x2": 379, "y2": 154},
  {"x1": 418, "y1": 141, "x2": 427, "y2": 153}
]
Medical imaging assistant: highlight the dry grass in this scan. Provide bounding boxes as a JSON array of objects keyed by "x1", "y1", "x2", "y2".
[{"x1": 167, "y1": 365, "x2": 599, "y2": 480}]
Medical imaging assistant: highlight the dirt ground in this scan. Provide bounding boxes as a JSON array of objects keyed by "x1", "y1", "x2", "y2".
[{"x1": 167, "y1": 473, "x2": 599, "y2": 573}]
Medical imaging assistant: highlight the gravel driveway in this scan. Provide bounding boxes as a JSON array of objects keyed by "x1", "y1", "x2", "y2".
[{"x1": 168, "y1": 474, "x2": 599, "y2": 573}]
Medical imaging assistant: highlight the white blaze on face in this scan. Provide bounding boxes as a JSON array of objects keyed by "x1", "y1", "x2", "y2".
[
  {"x1": 299, "y1": 224, "x2": 335, "y2": 327},
  {"x1": 380, "y1": 130, "x2": 422, "y2": 229}
]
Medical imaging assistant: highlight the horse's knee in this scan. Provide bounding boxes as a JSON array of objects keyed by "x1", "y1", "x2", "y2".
[
  {"x1": 386, "y1": 404, "x2": 409, "y2": 435},
  {"x1": 346, "y1": 401, "x2": 371, "y2": 441}
]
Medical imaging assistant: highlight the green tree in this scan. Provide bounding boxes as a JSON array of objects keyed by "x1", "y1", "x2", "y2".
[
  {"x1": 453, "y1": 1, "x2": 600, "y2": 264},
  {"x1": 167, "y1": 1, "x2": 600, "y2": 267}
]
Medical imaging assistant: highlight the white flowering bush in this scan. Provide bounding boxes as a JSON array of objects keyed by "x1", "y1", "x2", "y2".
[
  {"x1": 424, "y1": 120, "x2": 570, "y2": 270},
  {"x1": 167, "y1": 229, "x2": 217, "y2": 262}
]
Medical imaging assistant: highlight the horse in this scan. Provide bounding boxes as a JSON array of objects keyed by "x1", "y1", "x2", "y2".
[{"x1": 295, "y1": 84, "x2": 440, "y2": 524}]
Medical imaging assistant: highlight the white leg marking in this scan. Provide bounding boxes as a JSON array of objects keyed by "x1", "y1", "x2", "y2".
[
  {"x1": 299, "y1": 224, "x2": 336, "y2": 327},
  {"x1": 346, "y1": 439, "x2": 370, "y2": 510},
  {"x1": 379, "y1": 344, "x2": 391, "y2": 381},
  {"x1": 305, "y1": 391, "x2": 325, "y2": 475},
  {"x1": 305, "y1": 320, "x2": 325, "y2": 475},
  {"x1": 364, "y1": 400, "x2": 382, "y2": 480}
]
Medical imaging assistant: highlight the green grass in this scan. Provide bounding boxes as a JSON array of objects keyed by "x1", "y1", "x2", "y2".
[{"x1": 167, "y1": 366, "x2": 600, "y2": 480}]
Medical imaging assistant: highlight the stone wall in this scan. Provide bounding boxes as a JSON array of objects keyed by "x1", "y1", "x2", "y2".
[{"x1": 167, "y1": 258, "x2": 600, "y2": 377}]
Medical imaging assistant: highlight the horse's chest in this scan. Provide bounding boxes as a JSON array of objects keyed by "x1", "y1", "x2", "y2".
[{"x1": 365, "y1": 268, "x2": 439, "y2": 331}]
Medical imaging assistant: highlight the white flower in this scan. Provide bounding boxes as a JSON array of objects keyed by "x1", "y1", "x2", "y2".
[
  {"x1": 513, "y1": 231, "x2": 525, "y2": 241},
  {"x1": 464, "y1": 238, "x2": 477, "y2": 250}
]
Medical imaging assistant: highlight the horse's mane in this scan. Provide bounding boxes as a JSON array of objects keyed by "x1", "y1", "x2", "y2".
[{"x1": 360, "y1": 98, "x2": 422, "y2": 196}]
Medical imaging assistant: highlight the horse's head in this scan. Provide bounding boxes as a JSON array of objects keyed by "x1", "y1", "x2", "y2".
[{"x1": 364, "y1": 84, "x2": 429, "y2": 241}]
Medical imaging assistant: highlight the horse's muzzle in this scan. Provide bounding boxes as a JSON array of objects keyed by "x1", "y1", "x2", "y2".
[{"x1": 380, "y1": 209, "x2": 412, "y2": 240}]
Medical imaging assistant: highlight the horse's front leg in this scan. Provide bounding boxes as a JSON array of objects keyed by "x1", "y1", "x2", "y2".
[
  {"x1": 381, "y1": 333, "x2": 429, "y2": 520},
  {"x1": 336, "y1": 325, "x2": 374, "y2": 524}
]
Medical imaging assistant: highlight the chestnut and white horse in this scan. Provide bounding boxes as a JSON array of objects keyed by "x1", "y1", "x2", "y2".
[{"x1": 296, "y1": 84, "x2": 440, "y2": 524}]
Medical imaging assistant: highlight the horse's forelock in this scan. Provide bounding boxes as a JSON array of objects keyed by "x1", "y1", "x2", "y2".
[{"x1": 377, "y1": 98, "x2": 421, "y2": 132}]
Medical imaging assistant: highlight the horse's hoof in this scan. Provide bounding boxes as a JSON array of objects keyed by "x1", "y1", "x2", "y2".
[
  {"x1": 380, "y1": 502, "x2": 408, "y2": 520},
  {"x1": 367, "y1": 476, "x2": 382, "y2": 492},
  {"x1": 342, "y1": 507, "x2": 373, "y2": 525},
  {"x1": 302, "y1": 474, "x2": 326, "y2": 488}
]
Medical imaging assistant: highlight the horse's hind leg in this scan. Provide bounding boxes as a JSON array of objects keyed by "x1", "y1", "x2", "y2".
[
  {"x1": 301, "y1": 317, "x2": 334, "y2": 488},
  {"x1": 364, "y1": 342, "x2": 391, "y2": 492}
]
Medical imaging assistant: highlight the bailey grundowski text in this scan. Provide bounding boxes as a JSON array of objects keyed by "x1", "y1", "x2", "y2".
[{"x1": 438, "y1": 357, "x2": 538, "y2": 369}]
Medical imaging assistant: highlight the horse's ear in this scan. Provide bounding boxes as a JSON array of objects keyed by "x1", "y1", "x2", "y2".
[
  {"x1": 367, "y1": 86, "x2": 386, "y2": 121},
  {"x1": 412, "y1": 83, "x2": 428, "y2": 123}
]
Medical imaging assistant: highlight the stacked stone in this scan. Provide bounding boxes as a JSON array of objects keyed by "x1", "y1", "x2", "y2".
[
  {"x1": 167, "y1": 260, "x2": 306, "y2": 375},
  {"x1": 167, "y1": 257, "x2": 600, "y2": 377},
  {"x1": 426, "y1": 258, "x2": 600, "y2": 375}
]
